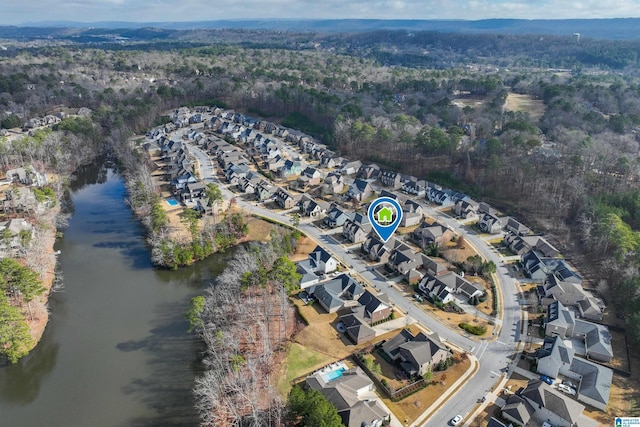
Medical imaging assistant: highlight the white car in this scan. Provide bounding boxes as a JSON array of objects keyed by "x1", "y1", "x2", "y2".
[
  {"x1": 450, "y1": 415, "x2": 462, "y2": 426},
  {"x1": 557, "y1": 383, "x2": 577, "y2": 396}
]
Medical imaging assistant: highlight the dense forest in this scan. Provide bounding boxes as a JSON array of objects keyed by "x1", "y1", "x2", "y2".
[{"x1": 3, "y1": 25, "x2": 640, "y2": 419}]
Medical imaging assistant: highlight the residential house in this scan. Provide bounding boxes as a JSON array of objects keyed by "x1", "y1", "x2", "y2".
[
  {"x1": 181, "y1": 182, "x2": 206, "y2": 201},
  {"x1": 401, "y1": 199, "x2": 424, "y2": 227},
  {"x1": 343, "y1": 213, "x2": 372, "y2": 243},
  {"x1": 274, "y1": 188, "x2": 298, "y2": 209},
  {"x1": 411, "y1": 221, "x2": 454, "y2": 249},
  {"x1": 544, "y1": 301, "x2": 613, "y2": 362},
  {"x1": 505, "y1": 233, "x2": 560, "y2": 257},
  {"x1": 301, "y1": 166, "x2": 323, "y2": 186},
  {"x1": 501, "y1": 379, "x2": 586, "y2": 427},
  {"x1": 381, "y1": 329, "x2": 450, "y2": 377},
  {"x1": 401, "y1": 179, "x2": 427, "y2": 197},
  {"x1": 299, "y1": 195, "x2": 330, "y2": 217},
  {"x1": 478, "y1": 212, "x2": 504, "y2": 234},
  {"x1": 486, "y1": 418, "x2": 506, "y2": 427},
  {"x1": 237, "y1": 173, "x2": 262, "y2": 194},
  {"x1": 322, "y1": 172, "x2": 345, "y2": 195},
  {"x1": 358, "y1": 163, "x2": 381, "y2": 180},
  {"x1": 278, "y1": 159, "x2": 303, "y2": 178},
  {"x1": 297, "y1": 245, "x2": 339, "y2": 288},
  {"x1": 477, "y1": 202, "x2": 496, "y2": 216},
  {"x1": 538, "y1": 274, "x2": 605, "y2": 321},
  {"x1": 309, "y1": 274, "x2": 365, "y2": 313},
  {"x1": 522, "y1": 250, "x2": 582, "y2": 283},
  {"x1": 337, "y1": 313, "x2": 376, "y2": 344},
  {"x1": 224, "y1": 163, "x2": 251, "y2": 185},
  {"x1": 325, "y1": 204, "x2": 351, "y2": 228},
  {"x1": 345, "y1": 179, "x2": 374, "y2": 202},
  {"x1": 361, "y1": 236, "x2": 409, "y2": 264},
  {"x1": 320, "y1": 153, "x2": 341, "y2": 169},
  {"x1": 255, "y1": 181, "x2": 276, "y2": 201},
  {"x1": 265, "y1": 155, "x2": 286, "y2": 172},
  {"x1": 354, "y1": 290, "x2": 392, "y2": 324},
  {"x1": 379, "y1": 170, "x2": 402, "y2": 189},
  {"x1": 5, "y1": 166, "x2": 47, "y2": 187},
  {"x1": 454, "y1": 198, "x2": 479, "y2": 219},
  {"x1": 536, "y1": 337, "x2": 613, "y2": 410},
  {"x1": 504, "y1": 217, "x2": 532, "y2": 235},
  {"x1": 417, "y1": 271, "x2": 484, "y2": 303},
  {"x1": 420, "y1": 254, "x2": 449, "y2": 277},
  {"x1": 340, "y1": 160, "x2": 362, "y2": 176},
  {"x1": 306, "y1": 367, "x2": 388, "y2": 427},
  {"x1": 172, "y1": 172, "x2": 197, "y2": 192},
  {"x1": 386, "y1": 247, "x2": 421, "y2": 277},
  {"x1": 427, "y1": 188, "x2": 455, "y2": 207}
]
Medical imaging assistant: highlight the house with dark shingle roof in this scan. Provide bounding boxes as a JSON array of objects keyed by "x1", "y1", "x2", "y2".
[
  {"x1": 309, "y1": 274, "x2": 365, "y2": 314},
  {"x1": 504, "y1": 217, "x2": 532, "y2": 235},
  {"x1": 505, "y1": 233, "x2": 560, "y2": 257},
  {"x1": 411, "y1": 221, "x2": 454, "y2": 249},
  {"x1": 381, "y1": 329, "x2": 450, "y2": 377},
  {"x1": 345, "y1": 179, "x2": 374, "y2": 202},
  {"x1": 522, "y1": 250, "x2": 582, "y2": 283},
  {"x1": 306, "y1": 367, "x2": 388, "y2": 427},
  {"x1": 343, "y1": 213, "x2": 372, "y2": 243},
  {"x1": 538, "y1": 274, "x2": 605, "y2": 321},
  {"x1": 478, "y1": 212, "x2": 504, "y2": 234},
  {"x1": 325, "y1": 204, "x2": 351, "y2": 228},
  {"x1": 417, "y1": 271, "x2": 484, "y2": 303},
  {"x1": 536, "y1": 337, "x2": 612, "y2": 410},
  {"x1": 502, "y1": 379, "x2": 585, "y2": 427}
]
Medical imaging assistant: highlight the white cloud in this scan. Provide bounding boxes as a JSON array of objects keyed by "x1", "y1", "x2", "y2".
[{"x1": 4, "y1": 0, "x2": 640, "y2": 24}]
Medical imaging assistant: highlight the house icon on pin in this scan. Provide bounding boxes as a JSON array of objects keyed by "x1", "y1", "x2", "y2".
[{"x1": 377, "y1": 206, "x2": 394, "y2": 225}]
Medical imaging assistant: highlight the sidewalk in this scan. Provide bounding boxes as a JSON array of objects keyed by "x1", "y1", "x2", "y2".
[{"x1": 410, "y1": 354, "x2": 480, "y2": 427}]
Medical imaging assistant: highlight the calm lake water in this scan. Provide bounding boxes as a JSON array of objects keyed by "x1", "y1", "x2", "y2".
[{"x1": 0, "y1": 163, "x2": 226, "y2": 427}]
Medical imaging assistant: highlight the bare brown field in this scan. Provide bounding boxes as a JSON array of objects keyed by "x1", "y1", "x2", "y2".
[{"x1": 504, "y1": 92, "x2": 546, "y2": 121}]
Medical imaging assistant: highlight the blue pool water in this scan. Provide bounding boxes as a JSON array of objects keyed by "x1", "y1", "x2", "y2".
[
  {"x1": 322, "y1": 367, "x2": 345, "y2": 382},
  {"x1": 166, "y1": 198, "x2": 179, "y2": 206}
]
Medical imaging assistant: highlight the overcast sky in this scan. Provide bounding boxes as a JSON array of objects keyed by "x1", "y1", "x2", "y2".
[{"x1": 3, "y1": 0, "x2": 640, "y2": 25}]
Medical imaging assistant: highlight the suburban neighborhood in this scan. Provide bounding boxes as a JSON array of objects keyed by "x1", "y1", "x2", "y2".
[{"x1": 139, "y1": 105, "x2": 622, "y2": 427}]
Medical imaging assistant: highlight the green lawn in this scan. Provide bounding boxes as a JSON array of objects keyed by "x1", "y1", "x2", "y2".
[{"x1": 277, "y1": 342, "x2": 335, "y2": 397}]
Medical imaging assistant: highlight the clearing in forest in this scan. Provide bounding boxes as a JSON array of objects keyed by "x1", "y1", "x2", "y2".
[{"x1": 503, "y1": 92, "x2": 546, "y2": 121}]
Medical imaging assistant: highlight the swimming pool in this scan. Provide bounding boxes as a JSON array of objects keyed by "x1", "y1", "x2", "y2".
[
  {"x1": 321, "y1": 367, "x2": 346, "y2": 382},
  {"x1": 166, "y1": 198, "x2": 179, "y2": 206}
]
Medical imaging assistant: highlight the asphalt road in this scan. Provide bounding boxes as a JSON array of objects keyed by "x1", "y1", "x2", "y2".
[{"x1": 186, "y1": 140, "x2": 524, "y2": 426}]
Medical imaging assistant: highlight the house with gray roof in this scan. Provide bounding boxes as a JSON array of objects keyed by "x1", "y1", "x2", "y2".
[
  {"x1": 343, "y1": 213, "x2": 372, "y2": 243},
  {"x1": 322, "y1": 172, "x2": 344, "y2": 195},
  {"x1": 381, "y1": 329, "x2": 450, "y2": 377},
  {"x1": 538, "y1": 273, "x2": 605, "y2": 321},
  {"x1": 337, "y1": 313, "x2": 376, "y2": 344},
  {"x1": 345, "y1": 179, "x2": 374, "y2": 202},
  {"x1": 325, "y1": 204, "x2": 351, "y2": 228},
  {"x1": 505, "y1": 233, "x2": 560, "y2": 257},
  {"x1": 536, "y1": 337, "x2": 612, "y2": 410},
  {"x1": 454, "y1": 198, "x2": 479, "y2": 219},
  {"x1": 478, "y1": 212, "x2": 504, "y2": 234},
  {"x1": 309, "y1": 274, "x2": 365, "y2": 313},
  {"x1": 411, "y1": 221, "x2": 454, "y2": 249},
  {"x1": 417, "y1": 271, "x2": 484, "y2": 304},
  {"x1": 306, "y1": 367, "x2": 388, "y2": 427},
  {"x1": 386, "y1": 247, "x2": 421, "y2": 277},
  {"x1": 502, "y1": 378, "x2": 586, "y2": 427},
  {"x1": 379, "y1": 170, "x2": 402, "y2": 189},
  {"x1": 274, "y1": 188, "x2": 298, "y2": 209},
  {"x1": 522, "y1": 250, "x2": 582, "y2": 283},
  {"x1": 504, "y1": 217, "x2": 532, "y2": 235},
  {"x1": 299, "y1": 195, "x2": 330, "y2": 217},
  {"x1": 362, "y1": 236, "x2": 409, "y2": 264},
  {"x1": 401, "y1": 179, "x2": 427, "y2": 197},
  {"x1": 297, "y1": 245, "x2": 339, "y2": 289}
]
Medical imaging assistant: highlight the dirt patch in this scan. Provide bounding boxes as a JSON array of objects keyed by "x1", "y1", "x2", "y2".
[
  {"x1": 291, "y1": 237, "x2": 317, "y2": 262},
  {"x1": 504, "y1": 91, "x2": 546, "y2": 121},
  {"x1": 244, "y1": 217, "x2": 275, "y2": 243},
  {"x1": 441, "y1": 240, "x2": 480, "y2": 265}
]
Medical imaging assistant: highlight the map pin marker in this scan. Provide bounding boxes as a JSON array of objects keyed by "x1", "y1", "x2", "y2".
[{"x1": 368, "y1": 196, "x2": 403, "y2": 243}]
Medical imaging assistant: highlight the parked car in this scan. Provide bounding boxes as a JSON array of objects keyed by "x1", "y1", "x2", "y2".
[
  {"x1": 562, "y1": 380, "x2": 577, "y2": 389},
  {"x1": 558, "y1": 383, "x2": 577, "y2": 396},
  {"x1": 540, "y1": 375, "x2": 554, "y2": 385},
  {"x1": 542, "y1": 422, "x2": 554, "y2": 427},
  {"x1": 450, "y1": 415, "x2": 462, "y2": 426}
]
